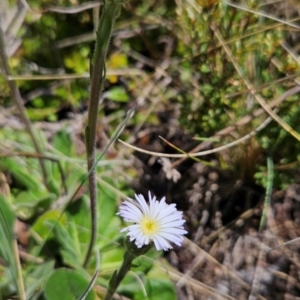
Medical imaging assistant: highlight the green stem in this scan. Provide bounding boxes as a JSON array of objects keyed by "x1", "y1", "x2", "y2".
[
  {"x1": 103, "y1": 251, "x2": 135, "y2": 300},
  {"x1": 83, "y1": 1, "x2": 121, "y2": 268},
  {"x1": 103, "y1": 240, "x2": 153, "y2": 300}
]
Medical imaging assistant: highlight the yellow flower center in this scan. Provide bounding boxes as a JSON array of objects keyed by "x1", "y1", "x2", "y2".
[{"x1": 141, "y1": 217, "x2": 159, "y2": 235}]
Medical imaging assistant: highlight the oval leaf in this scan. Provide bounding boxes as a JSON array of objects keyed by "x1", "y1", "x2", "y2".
[{"x1": 44, "y1": 268, "x2": 95, "y2": 300}]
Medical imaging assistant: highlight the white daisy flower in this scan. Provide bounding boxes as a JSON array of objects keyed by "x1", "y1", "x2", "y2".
[{"x1": 117, "y1": 191, "x2": 187, "y2": 251}]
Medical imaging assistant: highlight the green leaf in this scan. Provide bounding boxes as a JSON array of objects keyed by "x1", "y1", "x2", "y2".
[
  {"x1": 106, "y1": 87, "x2": 129, "y2": 102},
  {"x1": 135, "y1": 278, "x2": 176, "y2": 300},
  {"x1": 116, "y1": 273, "x2": 144, "y2": 299},
  {"x1": 100, "y1": 247, "x2": 124, "y2": 270},
  {"x1": 25, "y1": 260, "x2": 55, "y2": 300},
  {"x1": 46, "y1": 220, "x2": 83, "y2": 270},
  {"x1": 47, "y1": 177, "x2": 60, "y2": 197},
  {"x1": 15, "y1": 190, "x2": 39, "y2": 205},
  {"x1": 97, "y1": 186, "x2": 117, "y2": 236},
  {"x1": 27, "y1": 107, "x2": 59, "y2": 121},
  {"x1": 53, "y1": 129, "x2": 74, "y2": 157},
  {"x1": 44, "y1": 268, "x2": 95, "y2": 300},
  {"x1": 0, "y1": 195, "x2": 18, "y2": 288},
  {"x1": 66, "y1": 198, "x2": 90, "y2": 246},
  {"x1": 200, "y1": 64, "x2": 211, "y2": 73},
  {"x1": 15, "y1": 192, "x2": 56, "y2": 219},
  {"x1": 77, "y1": 269, "x2": 99, "y2": 300},
  {"x1": 0, "y1": 195, "x2": 15, "y2": 241},
  {"x1": 32, "y1": 210, "x2": 67, "y2": 240},
  {"x1": 1, "y1": 158, "x2": 42, "y2": 191}
]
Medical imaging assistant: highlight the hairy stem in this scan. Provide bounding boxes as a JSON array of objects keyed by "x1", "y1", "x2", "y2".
[
  {"x1": 83, "y1": 0, "x2": 121, "y2": 267},
  {"x1": 103, "y1": 251, "x2": 135, "y2": 300}
]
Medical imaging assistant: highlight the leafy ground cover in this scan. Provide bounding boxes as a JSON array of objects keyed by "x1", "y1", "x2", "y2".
[{"x1": 1, "y1": 0, "x2": 300, "y2": 299}]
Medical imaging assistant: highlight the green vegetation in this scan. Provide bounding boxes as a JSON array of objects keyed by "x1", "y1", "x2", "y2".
[{"x1": 1, "y1": 0, "x2": 300, "y2": 299}]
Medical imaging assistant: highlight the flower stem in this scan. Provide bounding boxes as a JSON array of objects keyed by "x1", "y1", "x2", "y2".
[
  {"x1": 83, "y1": 0, "x2": 121, "y2": 268},
  {"x1": 103, "y1": 251, "x2": 135, "y2": 300}
]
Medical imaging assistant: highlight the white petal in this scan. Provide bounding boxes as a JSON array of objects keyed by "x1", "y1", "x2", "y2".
[
  {"x1": 118, "y1": 201, "x2": 143, "y2": 221},
  {"x1": 160, "y1": 227, "x2": 188, "y2": 235},
  {"x1": 159, "y1": 217, "x2": 186, "y2": 226},
  {"x1": 156, "y1": 232, "x2": 184, "y2": 245},
  {"x1": 153, "y1": 236, "x2": 173, "y2": 251},
  {"x1": 135, "y1": 194, "x2": 150, "y2": 215},
  {"x1": 118, "y1": 191, "x2": 187, "y2": 251}
]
